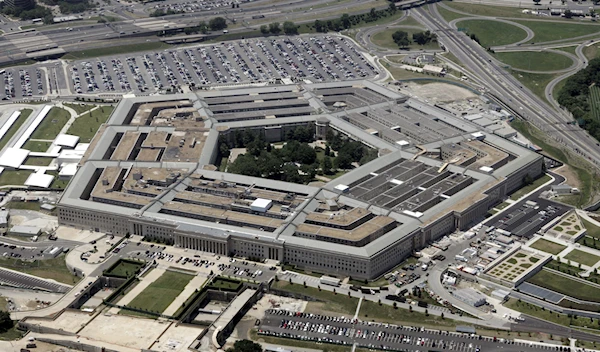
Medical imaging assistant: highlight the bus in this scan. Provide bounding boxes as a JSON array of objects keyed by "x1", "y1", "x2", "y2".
[{"x1": 32, "y1": 18, "x2": 43, "y2": 24}]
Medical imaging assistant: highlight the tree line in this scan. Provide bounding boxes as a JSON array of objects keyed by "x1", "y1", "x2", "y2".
[
  {"x1": 314, "y1": 3, "x2": 398, "y2": 33},
  {"x1": 557, "y1": 58, "x2": 600, "y2": 141},
  {"x1": 392, "y1": 29, "x2": 437, "y2": 48}
]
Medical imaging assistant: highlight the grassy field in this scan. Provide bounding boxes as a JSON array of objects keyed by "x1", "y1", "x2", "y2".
[
  {"x1": 582, "y1": 218, "x2": 600, "y2": 240},
  {"x1": 563, "y1": 249, "x2": 600, "y2": 267},
  {"x1": 583, "y1": 44, "x2": 600, "y2": 60},
  {"x1": 30, "y1": 107, "x2": 70, "y2": 140},
  {"x1": 22, "y1": 140, "x2": 51, "y2": 153},
  {"x1": 510, "y1": 119, "x2": 597, "y2": 207},
  {"x1": 371, "y1": 27, "x2": 439, "y2": 51},
  {"x1": 0, "y1": 255, "x2": 78, "y2": 285},
  {"x1": 495, "y1": 51, "x2": 573, "y2": 72},
  {"x1": 442, "y1": 1, "x2": 536, "y2": 19},
  {"x1": 529, "y1": 238, "x2": 566, "y2": 255},
  {"x1": 514, "y1": 20, "x2": 600, "y2": 44},
  {"x1": 0, "y1": 109, "x2": 33, "y2": 150},
  {"x1": 66, "y1": 105, "x2": 114, "y2": 143},
  {"x1": 0, "y1": 324, "x2": 24, "y2": 341},
  {"x1": 105, "y1": 260, "x2": 143, "y2": 278},
  {"x1": 456, "y1": 19, "x2": 527, "y2": 47},
  {"x1": 273, "y1": 280, "x2": 358, "y2": 316},
  {"x1": 64, "y1": 103, "x2": 96, "y2": 115},
  {"x1": 437, "y1": 4, "x2": 471, "y2": 22},
  {"x1": 126, "y1": 270, "x2": 193, "y2": 314},
  {"x1": 508, "y1": 71, "x2": 557, "y2": 105},
  {"x1": 509, "y1": 174, "x2": 551, "y2": 200},
  {"x1": 62, "y1": 42, "x2": 172, "y2": 60},
  {"x1": 6, "y1": 201, "x2": 40, "y2": 211},
  {"x1": 0, "y1": 170, "x2": 32, "y2": 187},
  {"x1": 506, "y1": 298, "x2": 600, "y2": 332},
  {"x1": 359, "y1": 301, "x2": 456, "y2": 329},
  {"x1": 528, "y1": 269, "x2": 600, "y2": 302}
]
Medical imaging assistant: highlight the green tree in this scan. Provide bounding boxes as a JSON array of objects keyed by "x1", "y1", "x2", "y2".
[
  {"x1": 209, "y1": 17, "x2": 227, "y2": 30},
  {"x1": 226, "y1": 340, "x2": 263, "y2": 352},
  {"x1": 334, "y1": 153, "x2": 353, "y2": 170},
  {"x1": 260, "y1": 24, "x2": 269, "y2": 34},
  {"x1": 283, "y1": 21, "x2": 298, "y2": 35},
  {"x1": 269, "y1": 22, "x2": 281, "y2": 34},
  {"x1": 392, "y1": 30, "x2": 410, "y2": 48},
  {"x1": 314, "y1": 19, "x2": 326, "y2": 32},
  {"x1": 0, "y1": 311, "x2": 12, "y2": 333},
  {"x1": 321, "y1": 156, "x2": 333, "y2": 174},
  {"x1": 341, "y1": 13, "x2": 351, "y2": 29}
]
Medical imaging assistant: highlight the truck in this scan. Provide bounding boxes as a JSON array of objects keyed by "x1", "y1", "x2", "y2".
[{"x1": 319, "y1": 275, "x2": 340, "y2": 287}]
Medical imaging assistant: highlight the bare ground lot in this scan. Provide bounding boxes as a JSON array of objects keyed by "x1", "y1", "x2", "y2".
[{"x1": 404, "y1": 82, "x2": 477, "y2": 103}]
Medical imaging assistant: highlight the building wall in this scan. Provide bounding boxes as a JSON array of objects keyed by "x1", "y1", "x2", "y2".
[
  {"x1": 58, "y1": 206, "x2": 131, "y2": 235},
  {"x1": 283, "y1": 245, "x2": 370, "y2": 279},
  {"x1": 504, "y1": 156, "x2": 544, "y2": 194}
]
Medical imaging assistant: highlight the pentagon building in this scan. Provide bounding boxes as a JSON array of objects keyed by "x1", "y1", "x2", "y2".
[{"x1": 58, "y1": 80, "x2": 543, "y2": 279}]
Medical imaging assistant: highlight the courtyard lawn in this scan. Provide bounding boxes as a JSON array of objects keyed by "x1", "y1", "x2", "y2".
[
  {"x1": 23, "y1": 157, "x2": 52, "y2": 166},
  {"x1": 563, "y1": 249, "x2": 600, "y2": 267},
  {"x1": 455, "y1": 19, "x2": 527, "y2": 48},
  {"x1": 22, "y1": 140, "x2": 51, "y2": 153},
  {"x1": 66, "y1": 105, "x2": 114, "y2": 143},
  {"x1": 29, "y1": 107, "x2": 70, "y2": 140},
  {"x1": 0, "y1": 170, "x2": 32, "y2": 187},
  {"x1": 126, "y1": 270, "x2": 193, "y2": 314},
  {"x1": 104, "y1": 260, "x2": 143, "y2": 278},
  {"x1": 0, "y1": 109, "x2": 32, "y2": 150},
  {"x1": 528, "y1": 238, "x2": 566, "y2": 255},
  {"x1": 63, "y1": 103, "x2": 96, "y2": 115},
  {"x1": 494, "y1": 51, "x2": 573, "y2": 72},
  {"x1": 527, "y1": 269, "x2": 600, "y2": 302}
]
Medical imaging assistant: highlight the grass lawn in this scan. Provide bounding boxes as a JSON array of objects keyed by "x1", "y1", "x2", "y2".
[
  {"x1": 581, "y1": 218, "x2": 600, "y2": 240},
  {"x1": 22, "y1": 140, "x2": 51, "y2": 153},
  {"x1": 105, "y1": 260, "x2": 143, "y2": 278},
  {"x1": 0, "y1": 170, "x2": 32, "y2": 187},
  {"x1": 0, "y1": 255, "x2": 79, "y2": 285},
  {"x1": 442, "y1": 1, "x2": 536, "y2": 19},
  {"x1": 513, "y1": 20, "x2": 600, "y2": 44},
  {"x1": 495, "y1": 51, "x2": 573, "y2": 72},
  {"x1": 509, "y1": 173, "x2": 551, "y2": 200},
  {"x1": 359, "y1": 301, "x2": 456, "y2": 330},
  {"x1": 583, "y1": 44, "x2": 600, "y2": 61},
  {"x1": 0, "y1": 109, "x2": 33, "y2": 150},
  {"x1": 437, "y1": 4, "x2": 471, "y2": 22},
  {"x1": 371, "y1": 27, "x2": 439, "y2": 51},
  {"x1": 45, "y1": 171, "x2": 69, "y2": 190},
  {"x1": 126, "y1": 270, "x2": 193, "y2": 314},
  {"x1": 6, "y1": 201, "x2": 40, "y2": 211},
  {"x1": 563, "y1": 249, "x2": 600, "y2": 267},
  {"x1": 63, "y1": 103, "x2": 96, "y2": 115},
  {"x1": 528, "y1": 269, "x2": 600, "y2": 302},
  {"x1": 529, "y1": 238, "x2": 566, "y2": 255},
  {"x1": 29, "y1": 107, "x2": 70, "y2": 140},
  {"x1": 0, "y1": 324, "x2": 24, "y2": 341},
  {"x1": 508, "y1": 70, "x2": 557, "y2": 105},
  {"x1": 506, "y1": 298, "x2": 600, "y2": 332},
  {"x1": 210, "y1": 278, "x2": 243, "y2": 291},
  {"x1": 23, "y1": 156, "x2": 52, "y2": 166},
  {"x1": 66, "y1": 105, "x2": 114, "y2": 143},
  {"x1": 511, "y1": 119, "x2": 597, "y2": 208},
  {"x1": 496, "y1": 202, "x2": 510, "y2": 210},
  {"x1": 62, "y1": 41, "x2": 172, "y2": 60},
  {"x1": 554, "y1": 46, "x2": 578, "y2": 56},
  {"x1": 272, "y1": 280, "x2": 358, "y2": 316},
  {"x1": 456, "y1": 19, "x2": 528, "y2": 47}
]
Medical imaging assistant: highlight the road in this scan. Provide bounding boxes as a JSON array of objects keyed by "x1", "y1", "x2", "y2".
[{"x1": 410, "y1": 4, "x2": 600, "y2": 175}]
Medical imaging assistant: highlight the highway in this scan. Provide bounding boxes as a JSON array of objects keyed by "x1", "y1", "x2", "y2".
[{"x1": 412, "y1": 4, "x2": 600, "y2": 172}]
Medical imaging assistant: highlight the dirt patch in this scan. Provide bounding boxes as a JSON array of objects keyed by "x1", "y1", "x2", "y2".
[
  {"x1": 404, "y1": 82, "x2": 477, "y2": 103},
  {"x1": 553, "y1": 165, "x2": 582, "y2": 190}
]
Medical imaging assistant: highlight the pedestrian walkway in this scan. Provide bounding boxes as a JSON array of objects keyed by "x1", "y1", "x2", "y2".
[{"x1": 162, "y1": 274, "x2": 206, "y2": 316}]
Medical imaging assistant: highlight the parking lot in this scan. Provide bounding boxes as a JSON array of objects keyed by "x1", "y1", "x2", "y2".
[
  {"x1": 259, "y1": 310, "x2": 570, "y2": 352},
  {"x1": 151, "y1": 0, "x2": 235, "y2": 14},
  {"x1": 0, "y1": 67, "x2": 46, "y2": 100},
  {"x1": 67, "y1": 35, "x2": 377, "y2": 94},
  {"x1": 220, "y1": 258, "x2": 277, "y2": 283},
  {"x1": 486, "y1": 198, "x2": 569, "y2": 238}
]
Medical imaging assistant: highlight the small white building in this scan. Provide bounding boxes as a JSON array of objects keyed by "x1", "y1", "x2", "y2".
[
  {"x1": 0, "y1": 148, "x2": 30, "y2": 168},
  {"x1": 0, "y1": 210, "x2": 9, "y2": 229},
  {"x1": 10, "y1": 225, "x2": 41, "y2": 237},
  {"x1": 250, "y1": 198, "x2": 272, "y2": 213},
  {"x1": 25, "y1": 173, "x2": 54, "y2": 188},
  {"x1": 54, "y1": 134, "x2": 80, "y2": 149},
  {"x1": 452, "y1": 288, "x2": 487, "y2": 307},
  {"x1": 59, "y1": 163, "x2": 78, "y2": 179},
  {"x1": 57, "y1": 149, "x2": 85, "y2": 166}
]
